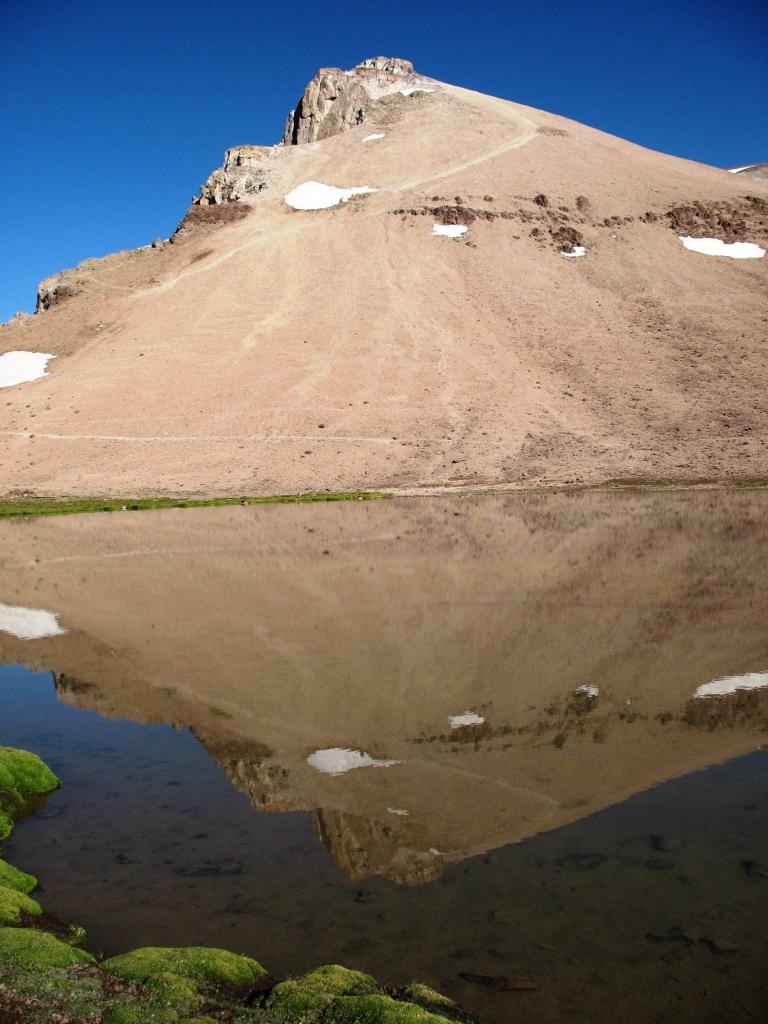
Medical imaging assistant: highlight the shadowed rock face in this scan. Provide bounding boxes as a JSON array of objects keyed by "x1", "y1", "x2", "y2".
[{"x1": 282, "y1": 56, "x2": 418, "y2": 144}]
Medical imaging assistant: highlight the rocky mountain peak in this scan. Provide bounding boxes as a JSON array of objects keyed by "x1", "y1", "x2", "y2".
[{"x1": 282, "y1": 55, "x2": 422, "y2": 146}]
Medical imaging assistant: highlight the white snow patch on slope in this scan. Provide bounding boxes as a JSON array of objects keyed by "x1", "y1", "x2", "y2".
[
  {"x1": 307, "y1": 748, "x2": 400, "y2": 775},
  {"x1": 561, "y1": 246, "x2": 586, "y2": 258},
  {"x1": 693, "y1": 672, "x2": 768, "y2": 699},
  {"x1": 0, "y1": 352, "x2": 55, "y2": 389},
  {"x1": 0, "y1": 602, "x2": 66, "y2": 639},
  {"x1": 387, "y1": 807, "x2": 409, "y2": 816},
  {"x1": 362, "y1": 133, "x2": 385, "y2": 142},
  {"x1": 284, "y1": 182, "x2": 376, "y2": 211},
  {"x1": 432, "y1": 224, "x2": 467, "y2": 238},
  {"x1": 401, "y1": 87, "x2": 435, "y2": 96},
  {"x1": 680, "y1": 236, "x2": 765, "y2": 259},
  {"x1": 727, "y1": 165, "x2": 756, "y2": 174},
  {"x1": 575, "y1": 684, "x2": 600, "y2": 698},
  {"x1": 449, "y1": 711, "x2": 485, "y2": 728}
]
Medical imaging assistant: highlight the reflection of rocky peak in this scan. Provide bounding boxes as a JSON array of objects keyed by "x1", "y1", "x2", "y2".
[
  {"x1": 282, "y1": 56, "x2": 420, "y2": 145},
  {"x1": 683, "y1": 687, "x2": 768, "y2": 731},
  {"x1": 193, "y1": 731, "x2": 297, "y2": 814},
  {"x1": 311, "y1": 808, "x2": 443, "y2": 886}
]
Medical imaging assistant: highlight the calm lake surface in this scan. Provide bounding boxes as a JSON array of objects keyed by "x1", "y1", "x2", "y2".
[{"x1": 0, "y1": 491, "x2": 766, "y2": 1023}]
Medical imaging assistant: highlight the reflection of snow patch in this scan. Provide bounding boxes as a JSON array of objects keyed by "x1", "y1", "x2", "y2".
[
  {"x1": 387, "y1": 807, "x2": 409, "y2": 816},
  {"x1": 307, "y1": 748, "x2": 400, "y2": 775},
  {"x1": 575, "y1": 684, "x2": 600, "y2": 698},
  {"x1": 432, "y1": 224, "x2": 467, "y2": 238},
  {"x1": 0, "y1": 602, "x2": 66, "y2": 639},
  {"x1": 694, "y1": 672, "x2": 768, "y2": 699},
  {"x1": 362, "y1": 133, "x2": 385, "y2": 142},
  {"x1": 561, "y1": 246, "x2": 586, "y2": 258},
  {"x1": 449, "y1": 711, "x2": 484, "y2": 728},
  {"x1": 0, "y1": 352, "x2": 56, "y2": 388},
  {"x1": 284, "y1": 182, "x2": 376, "y2": 210},
  {"x1": 401, "y1": 87, "x2": 435, "y2": 96},
  {"x1": 680, "y1": 236, "x2": 765, "y2": 259}
]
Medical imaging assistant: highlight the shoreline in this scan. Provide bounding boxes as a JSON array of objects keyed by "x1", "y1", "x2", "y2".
[{"x1": 0, "y1": 478, "x2": 766, "y2": 518}]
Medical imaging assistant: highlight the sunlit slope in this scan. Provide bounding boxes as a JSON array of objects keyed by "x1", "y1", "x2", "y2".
[{"x1": 1, "y1": 80, "x2": 766, "y2": 496}]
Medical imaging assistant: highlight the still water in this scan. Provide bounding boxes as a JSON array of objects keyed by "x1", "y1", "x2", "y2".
[{"x1": 0, "y1": 491, "x2": 766, "y2": 1023}]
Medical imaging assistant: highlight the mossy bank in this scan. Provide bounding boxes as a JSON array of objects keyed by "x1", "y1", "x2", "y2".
[
  {"x1": 0, "y1": 747, "x2": 471, "y2": 1023},
  {"x1": 0, "y1": 492, "x2": 390, "y2": 519}
]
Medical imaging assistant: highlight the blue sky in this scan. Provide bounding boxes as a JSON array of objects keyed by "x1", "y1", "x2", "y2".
[{"x1": 1, "y1": 0, "x2": 766, "y2": 320}]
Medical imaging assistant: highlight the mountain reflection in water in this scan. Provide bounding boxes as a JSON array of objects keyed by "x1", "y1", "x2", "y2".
[
  {"x1": 1, "y1": 490, "x2": 766, "y2": 886},
  {"x1": 2, "y1": 490, "x2": 767, "y2": 1024}
]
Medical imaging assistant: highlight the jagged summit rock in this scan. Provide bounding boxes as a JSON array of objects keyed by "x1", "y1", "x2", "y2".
[{"x1": 282, "y1": 56, "x2": 422, "y2": 145}]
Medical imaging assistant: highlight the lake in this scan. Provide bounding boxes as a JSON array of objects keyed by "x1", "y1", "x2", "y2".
[{"x1": 1, "y1": 490, "x2": 766, "y2": 1023}]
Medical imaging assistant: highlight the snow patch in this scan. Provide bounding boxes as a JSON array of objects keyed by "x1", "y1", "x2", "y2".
[
  {"x1": 401, "y1": 87, "x2": 435, "y2": 96},
  {"x1": 575, "y1": 684, "x2": 600, "y2": 698},
  {"x1": 693, "y1": 672, "x2": 768, "y2": 699},
  {"x1": 0, "y1": 602, "x2": 66, "y2": 640},
  {"x1": 449, "y1": 711, "x2": 485, "y2": 728},
  {"x1": 307, "y1": 748, "x2": 400, "y2": 775},
  {"x1": 432, "y1": 224, "x2": 467, "y2": 238},
  {"x1": 679, "y1": 236, "x2": 765, "y2": 259},
  {"x1": 561, "y1": 246, "x2": 586, "y2": 258},
  {"x1": 387, "y1": 807, "x2": 409, "y2": 816},
  {"x1": 284, "y1": 182, "x2": 377, "y2": 211},
  {"x1": 362, "y1": 133, "x2": 385, "y2": 142},
  {"x1": 0, "y1": 351, "x2": 56, "y2": 389}
]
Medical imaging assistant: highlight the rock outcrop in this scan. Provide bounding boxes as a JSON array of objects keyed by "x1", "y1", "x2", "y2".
[
  {"x1": 194, "y1": 145, "x2": 273, "y2": 205},
  {"x1": 282, "y1": 56, "x2": 421, "y2": 145}
]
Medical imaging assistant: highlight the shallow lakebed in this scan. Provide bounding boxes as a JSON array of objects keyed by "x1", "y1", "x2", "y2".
[{"x1": 0, "y1": 491, "x2": 766, "y2": 1023}]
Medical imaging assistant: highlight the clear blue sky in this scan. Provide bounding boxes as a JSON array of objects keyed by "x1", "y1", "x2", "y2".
[{"x1": 1, "y1": 0, "x2": 766, "y2": 320}]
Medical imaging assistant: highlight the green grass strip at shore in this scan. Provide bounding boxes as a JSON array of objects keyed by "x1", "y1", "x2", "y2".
[{"x1": 0, "y1": 492, "x2": 391, "y2": 519}]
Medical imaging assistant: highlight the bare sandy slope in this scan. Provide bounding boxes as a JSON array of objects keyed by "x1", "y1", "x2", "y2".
[
  {"x1": 1, "y1": 79, "x2": 767, "y2": 497},
  {"x1": 1, "y1": 491, "x2": 766, "y2": 882}
]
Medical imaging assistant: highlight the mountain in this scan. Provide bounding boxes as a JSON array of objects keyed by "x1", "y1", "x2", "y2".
[{"x1": 1, "y1": 57, "x2": 766, "y2": 498}]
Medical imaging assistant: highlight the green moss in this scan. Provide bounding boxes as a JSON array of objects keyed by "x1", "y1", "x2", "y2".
[
  {"x1": 102, "y1": 945, "x2": 267, "y2": 1015},
  {"x1": 0, "y1": 927, "x2": 95, "y2": 968},
  {"x1": 0, "y1": 491, "x2": 391, "y2": 519},
  {"x1": 402, "y1": 983, "x2": 456, "y2": 1014},
  {"x1": 0, "y1": 883, "x2": 42, "y2": 924},
  {"x1": 0, "y1": 748, "x2": 60, "y2": 837},
  {"x1": 0, "y1": 963, "x2": 107, "y2": 1023},
  {"x1": 268, "y1": 965, "x2": 377, "y2": 1021},
  {"x1": 103, "y1": 945, "x2": 267, "y2": 989},
  {"x1": 0, "y1": 810, "x2": 13, "y2": 841},
  {"x1": 326, "y1": 994, "x2": 455, "y2": 1023},
  {"x1": 102, "y1": 1007, "x2": 147, "y2": 1024},
  {"x1": 0, "y1": 857, "x2": 37, "y2": 894}
]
